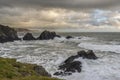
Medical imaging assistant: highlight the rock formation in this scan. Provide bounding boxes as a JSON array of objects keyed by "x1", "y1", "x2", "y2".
[
  {"x1": 54, "y1": 50, "x2": 98, "y2": 76},
  {"x1": 66, "y1": 36, "x2": 73, "y2": 39},
  {"x1": 23, "y1": 33, "x2": 36, "y2": 40},
  {"x1": 37, "y1": 30, "x2": 60, "y2": 40},
  {"x1": 0, "y1": 24, "x2": 20, "y2": 43}
]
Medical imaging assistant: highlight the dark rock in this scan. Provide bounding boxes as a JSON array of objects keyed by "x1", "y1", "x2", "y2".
[
  {"x1": 37, "y1": 30, "x2": 60, "y2": 40},
  {"x1": 59, "y1": 61, "x2": 81, "y2": 72},
  {"x1": 66, "y1": 36, "x2": 73, "y2": 39},
  {"x1": 33, "y1": 65, "x2": 51, "y2": 77},
  {"x1": 64, "y1": 55, "x2": 79, "y2": 64},
  {"x1": 86, "y1": 50, "x2": 98, "y2": 59},
  {"x1": 23, "y1": 33, "x2": 36, "y2": 40},
  {"x1": 54, "y1": 72, "x2": 63, "y2": 76},
  {"x1": 78, "y1": 50, "x2": 97, "y2": 59},
  {"x1": 54, "y1": 54, "x2": 82, "y2": 76},
  {"x1": 54, "y1": 71, "x2": 72, "y2": 76},
  {"x1": 54, "y1": 50, "x2": 98, "y2": 76},
  {"x1": 65, "y1": 61, "x2": 81, "y2": 72},
  {"x1": 0, "y1": 24, "x2": 20, "y2": 43},
  {"x1": 77, "y1": 50, "x2": 88, "y2": 59}
]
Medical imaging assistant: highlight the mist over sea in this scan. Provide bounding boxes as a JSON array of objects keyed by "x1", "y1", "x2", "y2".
[{"x1": 0, "y1": 32, "x2": 120, "y2": 80}]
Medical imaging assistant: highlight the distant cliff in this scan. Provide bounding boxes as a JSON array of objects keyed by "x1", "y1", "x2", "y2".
[
  {"x1": 0, "y1": 24, "x2": 20, "y2": 43},
  {"x1": 14, "y1": 28, "x2": 30, "y2": 32}
]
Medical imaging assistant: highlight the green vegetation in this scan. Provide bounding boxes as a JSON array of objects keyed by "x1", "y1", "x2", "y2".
[{"x1": 0, "y1": 57, "x2": 60, "y2": 80}]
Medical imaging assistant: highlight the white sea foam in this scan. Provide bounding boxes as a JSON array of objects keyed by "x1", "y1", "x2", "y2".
[
  {"x1": 0, "y1": 36, "x2": 120, "y2": 80},
  {"x1": 78, "y1": 42, "x2": 120, "y2": 53}
]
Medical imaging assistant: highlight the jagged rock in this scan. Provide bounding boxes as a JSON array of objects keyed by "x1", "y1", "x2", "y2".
[
  {"x1": 54, "y1": 55, "x2": 82, "y2": 76},
  {"x1": 23, "y1": 33, "x2": 36, "y2": 40},
  {"x1": 78, "y1": 50, "x2": 97, "y2": 59},
  {"x1": 33, "y1": 65, "x2": 51, "y2": 77},
  {"x1": 54, "y1": 61, "x2": 82, "y2": 76},
  {"x1": 59, "y1": 61, "x2": 82, "y2": 72},
  {"x1": 54, "y1": 50, "x2": 98, "y2": 76},
  {"x1": 37, "y1": 30, "x2": 60, "y2": 40},
  {"x1": 64, "y1": 55, "x2": 79, "y2": 64},
  {"x1": 86, "y1": 50, "x2": 98, "y2": 59},
  {"x1": 66, "y1": 36, "x2": 73, "y2": 39},
  {"x1": 54, "y1": 71, "x2": 72, "y2": 76},
  {"x1": 0, "y1": 24, "x2": 20, "y2": 43},
  {"x1": 77, "y1": 50, "x2": 88, "y2": 59}
]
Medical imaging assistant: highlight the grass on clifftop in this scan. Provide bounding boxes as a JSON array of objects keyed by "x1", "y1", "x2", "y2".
[{"x1": 0, "y1": 57, "x2": 60, "y2": 80}]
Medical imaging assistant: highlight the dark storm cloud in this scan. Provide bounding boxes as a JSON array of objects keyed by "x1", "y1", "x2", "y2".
[{"x1": 0, "y1": 0, "x2": 120, "y2": 9}]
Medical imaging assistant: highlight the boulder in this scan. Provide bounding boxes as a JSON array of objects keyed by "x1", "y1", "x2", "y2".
[
  {"x1": 37, "y1": 30, "x2": 60, "y2": 40},
  {"x1": 0, "y1": 24, "x2": 20, "y2": 43},
  {"x1": 54, "y1": 61, "x2": 82, "y2": 76},
  {"x1": 64, "y1": 55, "x2": 79, "y2": 64},
  {"x1": 66, "y1": 36, "x2": 73, "y2": 39},
  {"x1": 59, "y1": 61, "x2": 82, "y2": 72},
  {"x1": 77, "y1": 50, "x2": 88, "y2": 59},
  {"x1": 54, "y1": 54, "x2": 82, "y2": 76},
  {"x1": 86, "y1": 50, "x2": 98, "y2": 59},
  {"x1": 54, "y1": 71, "x2": 72, "y2": 76},
  {"x1": 78, "y1": 50, "x2": 97, "y2": 59},
  {"x1": 33, "y1": 65, "x2": 51, "y2": 77},
  {"x1": 23, "y1": 33, "x2": 36, "y2": 40}
]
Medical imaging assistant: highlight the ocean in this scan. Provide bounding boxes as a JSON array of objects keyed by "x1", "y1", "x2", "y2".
[{"x1": 0, "y1": 32, "x2": 120, "y2": 80}]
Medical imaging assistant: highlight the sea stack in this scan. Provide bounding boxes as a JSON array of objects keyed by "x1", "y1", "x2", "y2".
[
  {"x1": 37, "y1": 30, "x2": 60, "y2": 40},
  {"x1": 23, "y1": 33, "x2": 36, "y2": 40}
]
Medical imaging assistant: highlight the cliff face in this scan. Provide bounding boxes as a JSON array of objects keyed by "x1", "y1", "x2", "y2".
[{"x1": 0, "y1": 24, "x2": 20, "y2": 43}]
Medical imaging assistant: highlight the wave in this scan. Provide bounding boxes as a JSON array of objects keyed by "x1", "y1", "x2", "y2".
[{"x1": 78, "y1": 42, "x2": 120, "y2": 53}]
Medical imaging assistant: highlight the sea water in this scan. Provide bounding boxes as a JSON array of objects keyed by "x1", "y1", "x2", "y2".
[{"x1": 0, "y1": 32, "x2": 120, "y2": 80}]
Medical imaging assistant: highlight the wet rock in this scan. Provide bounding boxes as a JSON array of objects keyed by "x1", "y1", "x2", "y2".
[
  {"x1": 54, "y1": 71, "x2": 72, "y2": 76},
  {"x1": 59, "y1": 61, "x2": 82, "y2": 72},
  {"x1": 54, "y1": 72, "x2": 64, "y2": 76},
  {"x1": 78, "y1": 50, "x2": 97, "y2": 59},
  {"x1": 33, "y1": 65, "x2": 51, "y2": 77},
  {"x1": 64, "y1": 55, "x2": 79, "y2": 64},
  {"x1": 66, "y1": 36, "x2": 73, "y2": 39},
  {"x1": 77, "y1": 50, "x2": 88, "y2": 59},
  {"x1": 0, "y1": 24, "x2": 20, "y2": 43},
  {"x1": 86, "y1": 50, "x2": 98, "y2": 59},
  {"x1": 55, "y1": 61, "x2": 82, "y2": 76},
  {"x1": 37, "y1": 30, "x2": 60, "y2": 40},
  {"x1": 23, "y1": 33, "x2": 36, "y2": 40},
  {"x1": 54, "y1": 50, "x2": 98, "y2": 76}
]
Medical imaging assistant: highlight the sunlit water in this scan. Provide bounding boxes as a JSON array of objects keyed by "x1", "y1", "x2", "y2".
[{"x1": 0, "y1": 32, "x2": 120, "y2": 80}]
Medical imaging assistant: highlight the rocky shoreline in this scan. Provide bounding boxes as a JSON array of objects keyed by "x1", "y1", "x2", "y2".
[
  {"x1": 0, "y1": 24, "x2": 73, "y2": 43},
  {"x1": 0, "y1": 57, "x2": 60, "y2": 80},
  {"x1": 0, "y1": 24, "x2": 98, "y2": 79}
]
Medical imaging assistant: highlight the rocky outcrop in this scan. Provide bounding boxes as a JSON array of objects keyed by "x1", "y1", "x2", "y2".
[
  {"x1": 33, "y1": 65, "x2": 51, "y2": 77},
  {"x1": 78, "y1": 50, "x2": 98, "y2": 59},
  {"x1": 54, "y1": 50, "x2": 98, "y2": 76},
  {"x1": 23, "y1": 33, "x2": 36, "y2": 40},
  {"x1": 66, "y1": 36, "x2": 73, "y2": 39},
  {"x1": 37, "y1": 30, "x2": 60, "y2": 40},
  {"x1": 0, "y1": 57, "x2": 58, "y2": 80},
  {"x1": 0, "y1": 24, "x2": 20, "y2": 43}
]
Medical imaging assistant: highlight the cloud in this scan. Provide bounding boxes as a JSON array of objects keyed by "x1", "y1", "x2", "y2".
[
  {"x1": 0, "y1": 0, "x2": 120, "y2": 31},
  {"x1": 0, "y1": 0, "x2": 120, "y2": 9}
]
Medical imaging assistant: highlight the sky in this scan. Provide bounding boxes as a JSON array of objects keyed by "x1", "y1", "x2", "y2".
[{"x1": 0, "y1": 0, "x2": 120, "y2": 32}]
